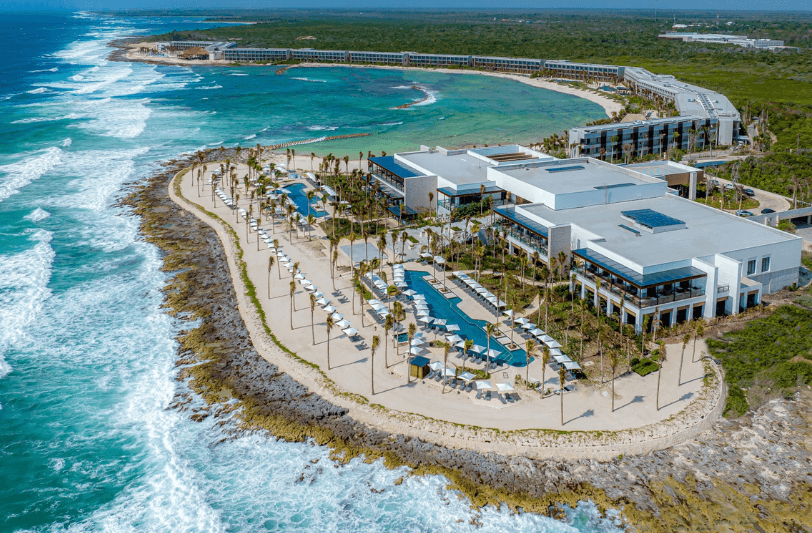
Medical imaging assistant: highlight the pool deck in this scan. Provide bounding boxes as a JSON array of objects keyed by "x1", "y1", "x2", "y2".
[{"x1": 178, "y1": 163, "x2": 712, "y2": 434}]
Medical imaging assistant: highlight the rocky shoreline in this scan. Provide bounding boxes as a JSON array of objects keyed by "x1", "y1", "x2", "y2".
[{"x1": 128, "y1": 151, "x2": 812, "y2": 532}]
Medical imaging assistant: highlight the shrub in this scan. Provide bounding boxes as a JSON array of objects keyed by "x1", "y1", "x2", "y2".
[
  {"x1": 632, "y1": 358, "x2": 659, "y2": 377},
  {"x1": 725, "y1": 383, "x2": 749, "y2": 417},
  {"x1": 777, "y1": 220, "x2": 797, "y2": 234}
]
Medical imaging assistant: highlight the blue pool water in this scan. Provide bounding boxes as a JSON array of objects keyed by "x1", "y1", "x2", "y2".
[
  {"x1": 282, "y1": 183, "x2": 326, "y2": 218},
  {"x1": 405, "y1": 270, "x2": 530, "y2": 367}
]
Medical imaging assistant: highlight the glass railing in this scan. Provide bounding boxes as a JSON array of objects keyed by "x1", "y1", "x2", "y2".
[
  {"x1": 504, "y1": 228, "x2": 548, "y2": 257},
  {"x1": 574, "y1": 267, "x2": 705, "y2": 309}
]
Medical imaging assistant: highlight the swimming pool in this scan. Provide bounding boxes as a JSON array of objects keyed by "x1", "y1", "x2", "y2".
[
  {"x1": 405, "y1": 270, "x2": 530, "y2": 367},
  {"x1": 281, "y1": 183, "x2": 326, "y2": 218}
]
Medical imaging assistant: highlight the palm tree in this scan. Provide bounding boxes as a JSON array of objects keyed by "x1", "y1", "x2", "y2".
[
  {"x1": 371, "y1": 335, "x2": 380, "y2": 395},
  {"x1": 679, "y1": 333, "x2": 690, "y2": 386},
  {"x1": 428, "y1": 191, "x2": 434, "y2": 216},
  {"x1": 289, "y1": 281, "x2": 296, "y2": 330},
  {"x1": 384, "y1": 315, "x2": 393, "y2": 368},
  {"x1": 485, "y1": 322, "x2": 497, "y2": 370},
  {"x1": 326, "y1": 315, "x2": 334, "y2": 370},
  {"x1": 310, "y1": 293, "x2": 317, "y2": 345},
  {"x1": 407, "y1": 322, "x2": 416, "y2": 384},
  {"x1": 348, "y1": 232, "x2": 357, "y2": 274},
  {"x1": 377, "y1": 233, "x2": 387, "y2": 275},
  {"x1": 609, "y1": 348, "x2": 621, "y2": 412},
  {"x1": 558, "y1": 366, "x2": 566, "y2": 426},
  {"x1": 267, "y1": 256, "x2": 275, "y2": 299},
  {"x1": 656, "y1": 342, "x2": 667, "y2": 411},
  {"x1": 441, "y1": 342, "x2": 450, "y2": 393},
  {"x1": 462, "y1": 339, "x2": 473, "y2": 373},
  {"x1": 524, "y1": 339, "x2": 536, "y2": 382},
  {"x1": 692, "y1": 321, "x2": 704, "y2": 363},
  {"x1": 541, "y1": 344, "x2": 550, "y2": 394},
  {"x1": 351, "y1": 268, "x2": 359, "y2": 315}
]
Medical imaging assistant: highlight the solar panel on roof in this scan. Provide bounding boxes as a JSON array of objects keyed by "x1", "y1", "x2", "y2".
[
  {"x1": 621, "y1": 209, "x2": 685, "y2": 229},
  {"x1": 545, "y1": 165, "x2": 585, "y2": 173}
]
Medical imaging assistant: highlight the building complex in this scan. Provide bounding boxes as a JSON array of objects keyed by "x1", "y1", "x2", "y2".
[
  {"x1": 658, "y1": 32, "x2": 785, "y2": 49},
  {"x1": 370, "y1": 146, "x2": 800, "y2": 331}
]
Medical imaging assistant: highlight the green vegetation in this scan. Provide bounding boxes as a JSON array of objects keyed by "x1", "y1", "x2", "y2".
[
  {"x1": 631, "y1": 358, "x2": 659, "y2": 377},
  {"x1": 706, "y1": 305, "x2": 812, "y2": 416},
  {"x1": 714, "y1": 152, "x2": 812, "y2": 204}
]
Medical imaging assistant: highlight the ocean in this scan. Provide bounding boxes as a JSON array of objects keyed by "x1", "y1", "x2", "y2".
[{"x1": 0, "y1": 11, "x2": 621, "y2": 532}]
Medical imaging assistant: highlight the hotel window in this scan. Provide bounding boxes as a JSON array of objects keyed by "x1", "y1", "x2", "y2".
[
  {"x1": 747, "y1": 260, "x2": 756, "y2": 276},
  {"x1": 761, "y1": 257, "x2": 771, "y2": 272}
]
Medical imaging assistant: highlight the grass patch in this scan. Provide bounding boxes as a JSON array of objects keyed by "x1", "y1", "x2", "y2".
[
  {"x1": 706, "y1": 305, "x2": 812, "y2": 416},
  {"x1": 631, "y1": 358, "x2": 659, "y2": 377}
]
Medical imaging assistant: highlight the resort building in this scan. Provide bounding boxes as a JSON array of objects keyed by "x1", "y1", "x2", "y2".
[
  {"x1": 484, "y1": 157, "x2": 800, "y2": 331},
  {"x1": 543, "y1": 61, "x2": 625, "y2": 82},
  {"x1": 349, "y1": 51, "x2": 406, "y2": 65},
  {"x1": 290, "y1": 49, "x2": 350, "y2": 62},
  {"x1": 622, "y1": 160, "x2": 703, "y2": 200},
  {"x1": 471, "y1": 56, "x2": 543, "y2": 74},
  {"x1": 403, "y1": 53, "x2": 473, "y2": 67},
  {"x1": 367, "y1": 145, "x2": 552, "y2": 218},
  {"x1": 569, "y1": 115, "x2": 718, "y2": 162},
  {"x1": 224, "y1": 48, "x2": 291, "y2": 62}
]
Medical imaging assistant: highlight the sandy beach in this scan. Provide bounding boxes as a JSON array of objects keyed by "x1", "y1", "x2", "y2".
[{"x1": 120, "y1": 44, "x2": 622, "y2": 118}]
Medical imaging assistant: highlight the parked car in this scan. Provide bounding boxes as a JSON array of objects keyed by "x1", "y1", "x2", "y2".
[
  {"x1": 724, "y1": 183, "x2": 735, "y2": 191},
  {"x1": 706, "y1": 178, "x2": 719, "y2": 188},
  {"x1": 743, "y1": 188, "x2": 755, "y2": 197},
  {"x1": 735, "y1": 210, "x2": 755, "y2": 217},
  {"x1": 761, "y1": 208, "x2": 776, "y2": 214}
]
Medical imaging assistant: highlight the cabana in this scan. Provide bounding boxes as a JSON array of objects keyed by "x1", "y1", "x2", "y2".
[{"x1": 409, "y1": 355, "x2": 431, "y2": 379}]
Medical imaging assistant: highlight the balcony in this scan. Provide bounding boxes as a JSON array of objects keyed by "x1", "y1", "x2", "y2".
[
  {"x1": 575, "y1": 267, "x2": 705, "y2": 309},
  {"x1": 503, "y1": 227, "x2": 548, "y2": 258}
]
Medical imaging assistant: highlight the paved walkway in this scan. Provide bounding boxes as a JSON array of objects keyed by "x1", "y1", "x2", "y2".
[{"x1": 180, "y1": 164, "x2": 711, "y2": 432}]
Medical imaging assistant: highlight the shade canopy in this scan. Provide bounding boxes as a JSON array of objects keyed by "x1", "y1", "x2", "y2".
[
  {"x1": 433, "y1": 319, "x2": 447, "y2": 326},
  {"x1": 446, "y1": 324, "x2": 460, "y2": 332},
  {"x1": 458, "y1": 372, "x2": 476, "y2": 381},
  {"x1": 409, "y1": 346, "x2": 425, "y2": 355},
  {"x1": 416, "y1": 310, "x2": 430, "y2": 317},
  {"x1": 342, "y1": 327, "x2": 358, "y2": 336},
  {"x1": 515, "y1": 317, "x2": 529, "y2": 325},
  {"x1": 486, "y1": 349, "x2": 501, "y2": 358},
  {"x1": 294, "y1": 273, "x2": 305, "y2": 280},
  {"x1": 402, "y1": 289, "x2": 416, "y2": 296},
  {"x1": 474, "y1": 380, "x2": 493, "y2": 390},
  {"x1": 502, "y1": 309, "x2": 514, "y2": 317},
  {"x1": 410, "y1": 338, "x2": 426, "y2": 346},
  {"x1": 496, "y1": 382, "x2": 515, "y2": 392},
  {"x1": 331, "y1": 312, "x2": 344, "y2": 321},
  {"x1": 434, "y1": 256, "x2": 445, "y2": 264},
  {"x1": 428, "y1": 361, "x2": 444, "y2": 371},
  {"x1": 322, "y1": 305, "x2": 337, "y2": 313},
  {"x1": 418, "y1": 316, "x2": 433, "y2": 324},
  {"x1": 336, "y1": 319, "x2": 351, "y2": 329},
  {"x1": 440, "y1": 368, "x2": 456, "y2": 377},
  {"x1": 446, "y1": 334, "x2": 463, "y2": 344},
  {"x1": 470, "y1": 344, "x2": 486, "y2": 354},
  {"x1": 316, "y1": 298, "x2": 329, "y2": 306}
]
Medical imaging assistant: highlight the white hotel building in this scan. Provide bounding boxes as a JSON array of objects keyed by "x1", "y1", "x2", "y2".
[{"x1": 377, "y1": 146, "x2": 801, "y2": 331}]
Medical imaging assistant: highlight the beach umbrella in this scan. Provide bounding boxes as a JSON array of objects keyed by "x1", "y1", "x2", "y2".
[
  {"x1": 342, "y1": 327, "x2": 358, "y2": 336},
  {"x1": 433, "y1": 319, "x2": 447, "y2": 327},
  {"x1": 553, "y1": 354, "x2": 571, "y2": 364},
  {"x1": 545, "y1": 340, "x2": 562, "y2": 349},
  {"x1": 377, "y1": 308, "x2": 390, "y2": 316},
  {"x1": 410, "y1": 338, "x2": 426, "y2": 346},
  {"x1": 474, "y1": 380, "x2": 493, "y2": 390},
  {"x1": 470, "y1": 344, "x2": 486, "y2": 354},
  {"x1": 445, "y1": 324, "x2": 460, "y2": 332},
  {"x1": 486, "y1": 349, "x2": 500, "y2": 359},
  {"x1": 446, "y1": 334, "x2": 464, "y2": 344},
  {"x1": 395, "y1": 282, "x2": 408, "y2": 289},
  {"x1": 550, "y1": 348, "x2": 563, "y2": 356},
  {"x1": 323, "y1": 305, "x2": 337, "y2": 313},
  {"x1": 530, "y1": 328, "x2": 545, "y2": 337},
  {"x1": 368, "y1": 299, "x2": 382, "y2": 306},
  {"x1": 496, "y1": 382, "x2": 515, "y2": 392},
  {"x1": 276, "y1": 251, "x2": 287, "y2": 257},
  {"x1": 416, "y1": 310, "x2": 430, "y2": 317},
  {"x1": 455, "y1": 340, "x2": 467, "y2": 349},
  {"x1": 316, "y1": 297, "x2": 329, "y2": 306},
  {"x1": 313, "y1": 291, "x2": 324, "y2": 299},
  {"x1": 539, "y1": 335, "x2": 555, "y2": 343},
  {"x1": 403, "y1": 289, "x2": 416, "y2": 296},
  {"x1": 440, "y1": 368, "x2": 456, "y2": 377},
  {"x1": 414, "y1": 303, "x2": 429, "y2": 310},
  {"x1": 434, "y1": 256, "x2": 445, "y2": 264},
  {"x1": 522, "y1": 322, "x2": 535, "y2": 330},
  {"x1": 429, "y1": 361, "x2": 444, "y2": 371},
  {"x1": 418, "y1": 316, "x2": 434, "y2": 324},
  {"x1": 563, "y1": 361, "x2": 582, "y2": 371},
  {"x1": 475, "y1": 287, "x2": 488, "y2": 294},
  {"x1": 336, "y1": 319, "x2": 351, "y2": 329},
  {"x1": 515, "y1": 317, "x2": 529, "y2": 325},
  {"x1": 502, "y1": 309, "x2": 514, "y2": 318},
  {"x1": 458, "y1": 371, "x2": 476, "y2": 382},
  {"x1": 409, "y1": 346, "x2": 424, "y2": 355},
  {"x1": 420, "y1": 252, "x2": 432, "y2": 258},
  {"x1": 305, "y1": 285, "x2": 317, "y2": 292},
  {"x1": 331, "y1": 312, "x2": 344, "y2": 321},
  {"x1": 300, "y1": 279, "x2": 312, "y2": 286},
  {"x1": 413, "y1": 294, "x2": 426, "y2": 300}
]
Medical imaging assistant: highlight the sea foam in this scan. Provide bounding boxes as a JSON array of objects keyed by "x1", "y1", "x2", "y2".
[{"x1": 0, "y1": 146, "x2": 62, "y2": 204}]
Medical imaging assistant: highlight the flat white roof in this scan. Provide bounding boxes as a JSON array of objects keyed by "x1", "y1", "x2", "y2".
[
  {"x1": 400, "y1": 151, "x2": 489, "y2": 185},
  {"x1": 517, "y1": 194, "x2": 797, "y2": 268},
  {"x1": 496, "y1": 158, "x2": 660, "y2": 195}
]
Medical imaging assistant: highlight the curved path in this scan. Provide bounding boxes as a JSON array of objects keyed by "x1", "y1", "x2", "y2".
[{"x1": 170, "y1": 162, "x2": 725, "y2": 459}]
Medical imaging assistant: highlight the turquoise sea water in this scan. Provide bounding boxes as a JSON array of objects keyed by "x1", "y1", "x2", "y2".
[{"x1": 0, "y1": 11, "x2": 621, "y2": 532}]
